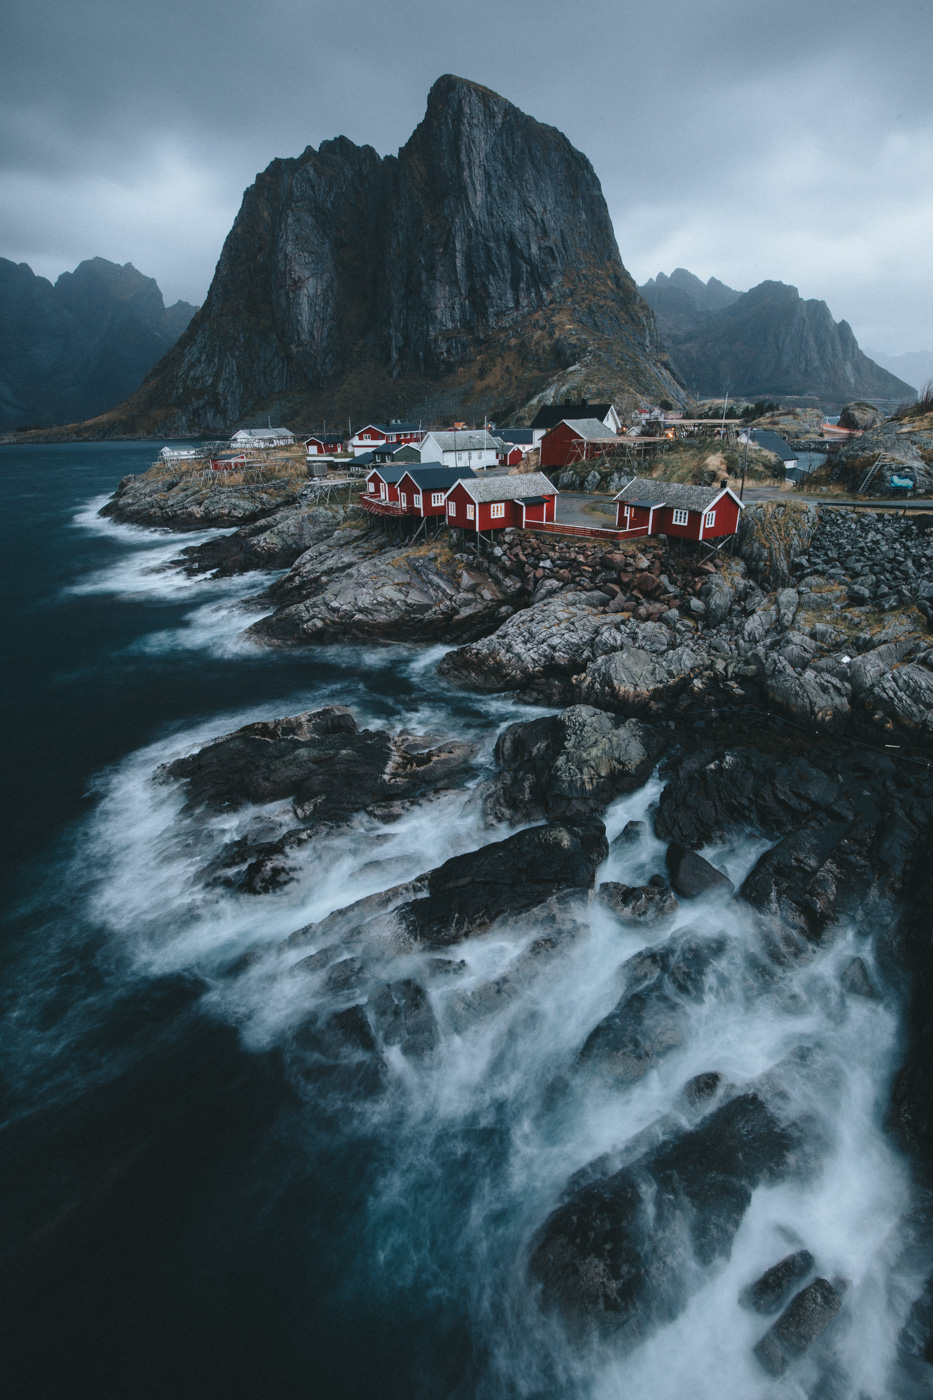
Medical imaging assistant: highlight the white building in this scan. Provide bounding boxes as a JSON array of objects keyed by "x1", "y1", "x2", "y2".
[
  {"x1": 419, "y1": 430, "x2": 501, "y2": 471},
  {"x1": 230, "y1": 427, "x2": 296, "y2": 448}
]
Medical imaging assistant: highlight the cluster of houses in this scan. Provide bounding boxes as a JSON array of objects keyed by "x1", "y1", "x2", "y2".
[
  {"x1": 218, "y1": 403, "x2": 747, "y2": 547},
  {"x1": 360, "y1": 459, "x2": 742, "y2": 544}
]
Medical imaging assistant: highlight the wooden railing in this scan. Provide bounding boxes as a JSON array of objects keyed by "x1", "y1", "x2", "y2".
[
  {"x1": 358, "y1": 494, "x2": 407, "y2": 517},
  {"x1": 522, "y1": 520, "x2": 649, "y2": 542}
]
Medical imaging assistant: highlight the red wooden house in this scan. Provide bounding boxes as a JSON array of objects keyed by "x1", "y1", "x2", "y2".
[
  {"x1": 394, "y1": 465, "x2": 477, "y2": 516},
  {"x1": 613, "y1": 478, "x2": 743, "y2": 540},
  {"x1": 349, "y1": 421, "x2": 425, "y2": 454},
  {"x1": 539, "y1": 418, "x2": 625, "y2": 468},
  {"x1": 444, "y1": 473, "x2": 558, "y2": 533}
]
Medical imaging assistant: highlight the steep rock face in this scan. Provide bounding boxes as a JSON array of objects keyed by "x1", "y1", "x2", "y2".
[
  {"x1": 640, "y1": 272, "x2": 913, "y2": 408},
  {"x1": 74, "y1": 76, "x2": 681, "y2": 436},
  {"x1": 0, "y1": 257, "x2": 196, "y2": 430}
]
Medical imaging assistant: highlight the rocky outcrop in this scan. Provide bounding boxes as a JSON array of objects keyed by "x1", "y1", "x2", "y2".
[
  {"x1": 0, "y1": 256, "x2": 195, "y2": 432},
  {"x1": 68, "y1": 76, "x2": 681, "y2": 438},
  {"x1": 640, "y1": 272, "x2": 913, "y2": 409},
  {"x1": 838, "y1": 401, "x2": 885, "y2": 431},
  {"x1": 160, "y1": 707, "x2": 478, "y2": 893},
  {"x1": 484, "y1": 705, "x2": 665, "y2": 824},
  {"x1": 174, "y1": 500, "x2": 343, "y2": 574},
  {"x1": 825, "y1": 417, "x2": 933, "y2": 493},
  {"x1": 737, "y1": 501, "x2": 819, "y2": 589},
  {"x1": 247, "y1": 528, "x2": 522, "y2": 645},
  {"x1": 101, "y1": 468, "x2": 304, "y2": 530}
]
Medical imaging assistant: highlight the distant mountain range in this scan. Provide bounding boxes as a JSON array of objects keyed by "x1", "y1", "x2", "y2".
[
  {"x1": 639, "y1": 268, "x2": 914, "y2": 409},
  {"x1": 46, "y1": 76, "x2": 683, "y2": 439},
  {"x1": 0, "y1": 258, "x2": 197, "y2": 431},
  {"x1": 863, "y1": 348, "x2": 933, "y2": 396}
]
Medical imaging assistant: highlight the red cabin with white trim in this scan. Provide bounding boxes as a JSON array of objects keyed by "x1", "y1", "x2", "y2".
[
  {"x1": 444, "y1": 473, "x2": 558, "y2": 532},
  {"x1": 395, "y1": 465, "x2": 477, "y2": 516},
  {"x1": 363, "y1": 465, "x2": 407, "y2": 503},
  {"x1": 613, "y1": 478, "x2": 743, "y2": 540}
]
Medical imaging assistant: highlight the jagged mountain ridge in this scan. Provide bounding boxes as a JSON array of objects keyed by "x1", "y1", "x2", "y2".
[
  {"x1": 639, "y1": 270, "x2": 914, "y2": 409},
  {"x1": 0, "y1": 258, "x2": 197, "y2": 430},
  {"x1": 68, "y1": 76, "x2": 682, "y2": 438}
]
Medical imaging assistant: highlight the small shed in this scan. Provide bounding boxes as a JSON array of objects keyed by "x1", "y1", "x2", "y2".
[
  {"x1": 444, "y1": 473, "x2": 558, "y2": 533},
  {"x1": 304, "y1": 433, "x2": 345, "y2": 455},
  {"x1": 613, "y1": 478, "x2": 743, "y2": 540}
]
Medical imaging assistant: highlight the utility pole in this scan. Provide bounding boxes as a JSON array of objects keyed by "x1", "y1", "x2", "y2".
[{"x1": 740, "y1": 428, "x2": 750, "y2": 501}]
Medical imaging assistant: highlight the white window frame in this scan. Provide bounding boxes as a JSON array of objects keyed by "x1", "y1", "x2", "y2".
[
  {"x1": 672, "y1": 508, "x2": 689, "y2": 526},
  {"x1": 399, "y1": 492, "x2": 407, "y2": 508},
  {"x1": 380, "y1": 483, "x2": 387, "y2": 499},
  {"x1": 413, "y1": 494, "x2": 422, "y2": 509},
  {"x1": 466, "y1": 504, "x2": 475, "y2": 521},
  {"x1": 368, "y1": 480, "x2": 377, "y2": 492},
  {"x1": 449, "y1": 500, "x2": 457, "y2": 516},
  {"x1": 431, "y1": 492, "x2": 444, "y2": 507},
  {"x1": 490, "y1": 502, "x2": 505, "y2": 519},
  {"x1": 704, "y1": 509, "x2": 716, "y2": 528}
]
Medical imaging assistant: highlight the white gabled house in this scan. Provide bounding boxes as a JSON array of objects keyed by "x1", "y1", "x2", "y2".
[{"x1": 419, "y1": 430, "x2": 501, "y2": 471}]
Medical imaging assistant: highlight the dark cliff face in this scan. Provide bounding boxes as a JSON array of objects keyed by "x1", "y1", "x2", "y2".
[
  {"x1": 83, "y1": 76, "x2": 681, "y2": 436},
  {"x1": 0, "y1": 257, "x2": 196, "y2": 430},
  {"x1": 640, "y1": 271, "x2": 913, "y2": 408}
]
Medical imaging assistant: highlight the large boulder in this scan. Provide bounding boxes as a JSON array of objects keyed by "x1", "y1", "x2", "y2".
[
  {"x1": 665, "y1": 842, "x2": 734, "y2": 899},
  {"x1": 485, "y1": 705, "x2": 665, "y2": 824},
  {"x1": 838, "y1": 401, "x2": 885, "y2": 431},
  {"x1": 529, "y1": 1091, "x2": 803, "y2": 1342}
]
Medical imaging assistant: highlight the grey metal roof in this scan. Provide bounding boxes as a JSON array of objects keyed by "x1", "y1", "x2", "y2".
[
  {"x1": 530, "y1": 402, "x2": 613, "y2": 431},
  {"x1": 397, "y1": 465, "x2": 478, "y2": 489},
  {"x1": 457, "y1": 472, "x2": 558, "y2": 503},
  {"x1": 558, "y1": 418, "x2": 625, "y2": 442},
  {"x1": 424, "y1": 430, "x2": 501, "y2": 451},
  {"x1": 364, "y1": 463, "x2": 409, "y2": 481},
  {"x1": 613, "y1": 477, "x2": 742, "y2": 512},
  {"x1": 749, "y1": 430, "x2": 798, "y2": 461},
  {"x1": 233, "y1": 426, "x2": 295, "y2": 438},
  {"x1": 496, "y1": 428, "x2": 534, "y2": 445}
]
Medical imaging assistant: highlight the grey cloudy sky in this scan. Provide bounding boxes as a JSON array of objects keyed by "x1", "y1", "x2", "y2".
[{"x1": 2, "y1": 0, "x2": 931, "y2": 353}]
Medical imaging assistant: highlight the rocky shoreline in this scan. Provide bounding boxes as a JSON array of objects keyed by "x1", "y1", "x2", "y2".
[{"x1": 99, "y1": 471, "x2": 933, "y2": 1385}]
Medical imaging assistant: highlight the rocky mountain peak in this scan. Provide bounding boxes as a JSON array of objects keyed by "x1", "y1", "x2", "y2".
[{"x1": 69, "y1": 78, "x2": 682, "y2": 438}]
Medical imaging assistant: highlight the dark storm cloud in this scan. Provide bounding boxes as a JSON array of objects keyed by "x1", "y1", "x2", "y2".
[{"x1": 2, "y1": 0, "x2": 931, "y2": 348}]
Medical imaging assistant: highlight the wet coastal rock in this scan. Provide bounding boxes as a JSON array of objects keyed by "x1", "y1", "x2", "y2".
[
  {"x1": 160, "y1": 704, "x2": 478, "y2": 824},
  {"x1": 753, "y1": 1277, "x2": 845, "y2": 1377},
  {"x1": 529, "y1": 1091, "x2": 804, "y2": 1342},
  {"x1": 596, "y1": 876, "x2": 678, "y2": 927},
  {"x1": 575, "y1": 930, "x2": 727, "y2": 1086},
  {"x1": 484, "y1": 705, "x2": 665, "y2": 824},
  {"x1": 664, "y1": 842, "x2": 734, "y2": 899},
  {"x1": 393, "y1": 820, "x2": 609, "y2": 950},
  {"x1": 246, "y1": 529, "x2": 520, "y2": 645},
  {"x1": 740, "y1": 1249, "x2": 815, "y2": 1314}
]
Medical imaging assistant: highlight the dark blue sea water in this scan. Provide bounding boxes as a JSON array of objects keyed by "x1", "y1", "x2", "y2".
[{"x1": 0, "y1": 444, "x2": 921, "y2": 1400}]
